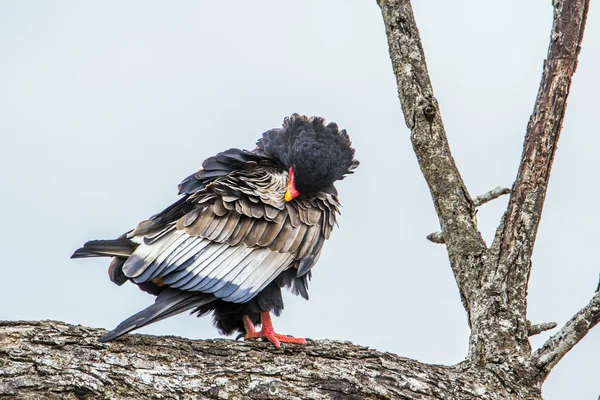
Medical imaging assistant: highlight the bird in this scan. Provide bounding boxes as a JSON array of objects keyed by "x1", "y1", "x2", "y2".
[{"x1": 71, "y1": 113, "x2": 358, "y2": 348}]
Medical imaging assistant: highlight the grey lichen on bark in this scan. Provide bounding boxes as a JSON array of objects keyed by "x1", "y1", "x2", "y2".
[
  {"x1": 0, "y1": 320, "x2": 530, "y2": 400},
  {"x1": 470, "y1": 0, "x2": 591, "y2": 366},
  {"x1": 377, "y1": 0, "x2": 488, "y2": 320},
  {"x1": 379, "y1": 0, "x2": 595, "y2": 396},
  {"x1": 526, "y1": 321, "x2": 558, "y2": 337},
  {"x1": 533, "y1": 291, "x2": 600, "y2": 378}
]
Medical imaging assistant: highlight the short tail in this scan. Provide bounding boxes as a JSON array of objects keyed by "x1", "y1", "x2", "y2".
[
  {"x1": 98, "y1": 289, "x2": 216, "y2": 342},
  {"x1": 71, "y1": 238, "x2": 137, "y2": 258}
]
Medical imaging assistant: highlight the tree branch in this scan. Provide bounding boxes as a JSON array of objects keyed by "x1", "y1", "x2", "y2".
[
  {"x1": 468, "y1": 0, "x2": 590, "y2": 362},
  {"x1": 527, "y1": 321, "x2": 557, "y2": 337},
  {"x1": 499, "y1": 0, "x2": 589, "y2": 320},
  {"x1": 533, "y1": 291, "x2": 600, "y2": 377},
  {"x1": 472, "y1": 187, "x2": 511, "y2": 208},
  {"x1": 378, "y1": 0, "x2": 487, "y2": 314},
  {"x1": 0, "y1": 320, "x2": 537, "y2": 400}
]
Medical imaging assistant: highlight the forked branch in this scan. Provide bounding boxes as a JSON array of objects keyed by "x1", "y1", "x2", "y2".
[{"x1": 380, "y1": 0, "x2": 593, "y2": 374}]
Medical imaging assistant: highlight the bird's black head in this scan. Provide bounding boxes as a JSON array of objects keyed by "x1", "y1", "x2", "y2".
[{"x1": 256, "y1": 114, "x2": 359, "y2": 199}]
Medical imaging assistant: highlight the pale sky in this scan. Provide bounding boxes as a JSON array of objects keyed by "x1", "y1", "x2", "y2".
[{"x1": 1, "y1": 1, "x2": 598, "y2": 399}]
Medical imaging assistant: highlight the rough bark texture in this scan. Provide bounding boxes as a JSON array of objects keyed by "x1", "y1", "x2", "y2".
[
  {"x1": 3, "y1": 0, "x2": 596, "y2": 399},
  {"x1": 533, "y1": 291, "x2": 600, "y2": 378},
  {"x1": 377, "y1": 0, "x2": 487, "y2": 319},
  {"x1": 377, "y1": 0, "x2": 595, "y2": 397},
  {"x1": 0, "y1": 320, "x2": 528, "y2": 400},
  {"x1": 426, "y1": 187, "x2": 511, "y2": 244},
  {"x1": 469, "y1": 0, "x2": 590, "y2": 367}
]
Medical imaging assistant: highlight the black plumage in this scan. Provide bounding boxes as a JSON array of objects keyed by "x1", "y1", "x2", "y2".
[
  {"x1": 71, "y1": 114, "x2": 358, "y2": 346},
  {"x1": 257, "y1": 115, "x2": 357, "y2": 196}
]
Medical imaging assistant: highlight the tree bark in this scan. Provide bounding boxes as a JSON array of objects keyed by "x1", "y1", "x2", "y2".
[
  {"x1": 377, "y1": 0, "x2": 594, "y2": 396},
  {"x1": 0, "y1": 320, "x2": 542, "y2": 400},
  {"x1": 3, "y1": 0, "x2": 596, "y2": 399}
]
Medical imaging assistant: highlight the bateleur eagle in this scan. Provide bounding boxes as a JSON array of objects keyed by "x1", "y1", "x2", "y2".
[{"x1": 71, "y1": 114, "x2": 358, "y2": 348}]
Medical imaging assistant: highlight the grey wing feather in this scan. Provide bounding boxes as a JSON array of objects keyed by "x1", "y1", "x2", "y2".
[{"x1": 123, "y1": 229, "x2": 294, "y2": 304}]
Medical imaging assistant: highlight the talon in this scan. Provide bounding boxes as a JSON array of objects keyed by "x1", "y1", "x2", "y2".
[
  {"x1": 235, "y1": 333, "x2": 245, "y2": 341},
  {"x1": 241, "y1": 312, "x2": 308, "y2": 348}
]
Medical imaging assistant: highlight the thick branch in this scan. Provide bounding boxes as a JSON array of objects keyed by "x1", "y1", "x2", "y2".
[
  {"x1": 0, "y1": 320, "x2": 540, "y2": 400},
  {"x1": 533, "y1": 291, "x2": 600, "y2": 377},
  {"x1": 497, "y1": 0, "x2": 589, "y2": 320},
  {"x1": 469, "y1": 0, "x2": 590, "y2": 362},
  {"x1": 378, "y1": 0, "x2": 486, "y2": 313}
]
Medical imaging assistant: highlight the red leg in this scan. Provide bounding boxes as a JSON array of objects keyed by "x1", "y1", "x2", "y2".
[{"x1": 242, "y1": 312, "x2": 307, "y2": 348}]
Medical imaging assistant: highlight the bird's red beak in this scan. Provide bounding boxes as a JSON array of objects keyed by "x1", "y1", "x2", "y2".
[{"x1": 285, "y1": 167, "x2": 300, "y2": 202}]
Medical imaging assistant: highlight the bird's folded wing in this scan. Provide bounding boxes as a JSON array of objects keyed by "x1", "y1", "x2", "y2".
[
  {"x1": 123, "y1": 231, "x2": 294, "y2": 303},
  {"x1": 123, "y1": 167, "x2": 338, "y2": 304}
]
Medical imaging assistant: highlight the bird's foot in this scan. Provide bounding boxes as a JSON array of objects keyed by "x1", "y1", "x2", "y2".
[
  {"x1": 245, "y1": 330, "x2": 307, "y2": 348},
  {"x1": 242, "y1": 313, "x2": 307, "y2": 348}
]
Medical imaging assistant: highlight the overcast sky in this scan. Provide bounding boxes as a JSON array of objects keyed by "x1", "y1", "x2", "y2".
[{"x1": 1, "y1": 1, "x2": 598, "y2": 399}]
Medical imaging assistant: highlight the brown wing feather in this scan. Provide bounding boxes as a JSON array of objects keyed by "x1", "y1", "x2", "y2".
[
  {"x1": 228, "y1": 216, "x2": 255, "y2": 246},
  {"x1": 243, "y1": 218, "x2": 269, "y2": 247},
  {"x1": 256, "y1": 215, "x2": 286, "y2": 247},
  {"x1": 171, "y1": 165, "x2": 339, "y2": 284},
  {"x1": 214, "y1": 211, "x2": 241, "y2": 242}
]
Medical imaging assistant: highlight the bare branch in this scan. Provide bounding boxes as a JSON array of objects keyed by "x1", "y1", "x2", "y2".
[
  {"x1": 533, "y1": 291, "x2": 600, "y2": 377},
  {"x1": 469, "y1": 0, "x2": 590, "y2": 360},
  {"x1": 527, "y1": 321, "x2": 557, "y2": 337},
  {"x1": 472, "y1": 187, "x2": 511, "y2": 207},
  {"x1": 427, "y1": 187, "x2": 510, "y2": 244},
  {"x1": 497, "y1": 0, "x2": 589, "y2": 317},
  {"x1": 378, "y1": 0, "x2": 487, "y2": 312},
  {"x1": 380, "y1": 0, "x2": 592, "y2": 380}
]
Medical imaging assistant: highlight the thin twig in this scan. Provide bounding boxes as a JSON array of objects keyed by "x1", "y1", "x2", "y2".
[
  {"x1": 472, "y1": 187, "x2": 511, "y2": 207},
  {"x1": 533, "y1": 291, "x2": 600, "y2": 377},
  {"x1": 527, "y1": 321, "x2": 557, "y2": 337},
  {"x1": 427, "y1": 187, "x2": 510, "y2": 244}
]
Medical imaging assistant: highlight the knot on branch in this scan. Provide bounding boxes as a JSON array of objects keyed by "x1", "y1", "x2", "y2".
[{"x1": 423, "y1": 104, "x2": 436, "y2": 123}]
